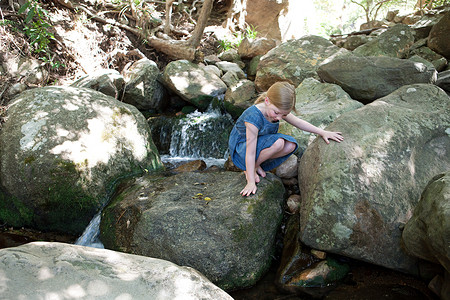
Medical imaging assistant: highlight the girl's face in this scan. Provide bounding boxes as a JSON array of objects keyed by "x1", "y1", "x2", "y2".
[{"x1": 265, "y1": 97, "x2": 290, "y2": 122}]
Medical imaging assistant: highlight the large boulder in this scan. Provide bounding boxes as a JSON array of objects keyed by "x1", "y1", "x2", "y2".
[
  {"x1": 254, "y1": 36, "x2": 349, "y2": 91},
  {"x1": 402, "y1": 172, "x2": 450, "y2": 300},
  {"x1": 0, "y1": 242, "x2": 233, "y2": 299},
  {"x1": 428, "y1": 11, "x2": 450, "y2": 59},
  {"x1": 402, "y1": 172, "x2": 450, "y2": 270},
  {"x1": 298, "y1": 84, "x2": 450, "y2": 274},
  {"x1": 317, "y1": 55, "x2": 437, "y2": 103},
  {"x1": 100, "y1": 171, "x2": 285, "y2": 291},
  {"x1": 162, "y1": 60, "x2": 227, "y2": 110},
  {"x1": 353, "y1": 24, "x2": 415, "y2": 58},
  {"x1": 122, "y1": 58, "x2": 166, "y2": 111},
  {"x1": 0, "y1": 86, "x2": 163, "y2": 234},
  {"x1": 279, "y1": 78, "x2": 363, "y2": 154}
]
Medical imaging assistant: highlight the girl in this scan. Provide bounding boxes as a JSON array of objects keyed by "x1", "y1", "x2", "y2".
[{"x1": 228, "y1": 81, "x2": 344, "y2": 196}]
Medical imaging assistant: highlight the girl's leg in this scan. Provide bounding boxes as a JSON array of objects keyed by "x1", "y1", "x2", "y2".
[{"x1": 255, "y1": 138, "x2": 296, "y2": 177}]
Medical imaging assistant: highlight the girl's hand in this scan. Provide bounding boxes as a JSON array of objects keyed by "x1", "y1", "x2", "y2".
[
  {"x1": 241, "y1": 182, "x2": 257, "y2": 196},
  {"x1": 321, "y1": 131, "x2": 344, "y2": 144}
]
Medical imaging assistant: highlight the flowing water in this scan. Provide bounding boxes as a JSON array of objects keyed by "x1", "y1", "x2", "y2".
[{"x1": 74, "y1": 212, "x2": 104, "y2": 248}]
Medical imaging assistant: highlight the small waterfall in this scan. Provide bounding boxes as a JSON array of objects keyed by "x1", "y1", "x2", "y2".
[
  {"x1": 160, "y1": 107, "x2": 234, "y2": 167},
  {"x1": 75, "y1": 212, "x2": 104, "y2": 248}
]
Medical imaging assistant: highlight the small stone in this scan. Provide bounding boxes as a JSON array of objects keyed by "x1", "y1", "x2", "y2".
[
  {"x1": 174, "y1": 160, "x2": 207, "y2": 172},
  {"x1": 311, "y1": 249, "x2": 327, "y2": 260},
  {"x1": 287, "y1": 194, "x2": 301, "y2": 214}
]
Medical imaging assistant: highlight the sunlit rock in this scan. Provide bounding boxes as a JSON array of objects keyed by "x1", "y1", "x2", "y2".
[
  {"x1": 254, "y1": 35, "x2": 350, "y2": 91},
  {"x1": 298, "y1": 84, "x2": 450, "y2": 274},
  {"x1": 353, "y1": 24, "x2": 415, "y2": 58},
  {"x1": 100, "y1": 171, "x2": 285, "y2": 291},
  {"x1": 318, "y1": 55, "x2": 437, "y2": 103},
  {"x1": 71, "y1": 69, "x2": 125, "y2": 99},
  {"x1": 223, "y1": 79, "x2": 256, "y2": 119},
  {"x1": 0, "y1": 242, "x2": 233, "y2": 300},
  {"x1": 162, "y1": 60, "x2": 227, "y2": 110},
  {"x1": 0, "y1": 86, "x2": 163, "y2": 234},
  {"x1": 122, "y1": 58, "x2": 166, "y2": 111}
]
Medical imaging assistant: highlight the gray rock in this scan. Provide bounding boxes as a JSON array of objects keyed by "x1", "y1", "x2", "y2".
[
  {"x1": 216, "y1": 61, "x2": 246, "y2": 79},
  {"x1": 0, "y1": 86, "x2": 163, "y2": 234},
  {"x1": 255, "y1": 35, "x2": 349, "y2": 91},
  {"x1": 162, "y1": 60, "x2": 227, "y2": 110},
  {"x1": 221, "y1": 70, "x2": 240, "y2": 87},
  {"x1": 411, "y1": 46, "x2": 444, "y2": 62},
  {"x1": 275, "y1": 154, "x2": 298, "y2": 179},
  {"x1": 432, "y1": 57, "x2": 448, "y2": 72},
  {"x1": 436, "y1": 70, "x2": 450, "y2": 92},
  {"x1": 0, "y1": 242, "x2": 232, "y2": 300},
  {"x1": 298, "y1": 84, "x2": 450, "y2": 274},
  {"x1": 353, "y1": 24, "x2": 414, "y2": 58},
  {"x1": 238, "y1": 37, "x2": 277, "y2": 59},
  {"x1": 402, "y1": 172, "x2": 450, "y2": 271},
  {"x1": 428, "y1": 11, "x2": 450, "y2": 59},
  {"x1": 100, "y1": 171, "x2": 285, "y2": 291},
  {"x1": 71, "y1": 69, "x2": 125, "y2": 99},
  {"x1": 0, "y1": 55, "x2": 48, "y2": 86},
  {"x1": 122, "y1": 58, "x2": 166, "y2": 111},
  {"x1": 224, "y1": 79, "x2": 256, "y2": 106},
  {"x1": 279, "y1": 78, "x2": 363, "y2": 153},
  {"x1": 247, "y1": 55, "x2": 262, "y2": 78},
  {"x1": 408, "y1": 54, "x2": 436, "y2": 70},
  {"x1": 202, "y1": 64, "x2": 222, "y2": 78},
  {"x1": 343, "y1": 35, "x2": 374, "y2": 51},
  {"x1": 218, "y1": 49, "x2": 241, "y2": 63},
  {"x1": 317, "y1": 55, "x2": 437, "y2": 103},
  {"x1": 402, "y1": 172, "x2": 450, "y2": 300}
]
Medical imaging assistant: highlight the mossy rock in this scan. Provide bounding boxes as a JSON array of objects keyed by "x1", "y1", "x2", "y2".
[{"x1": 0, "y1": 86, "x2": 164, "y2": 235}]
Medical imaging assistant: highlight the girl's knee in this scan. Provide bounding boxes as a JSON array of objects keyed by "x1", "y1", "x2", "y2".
[
  {"x1": 272, "y1": 138, "x2": 285, "y2": 151},
  {"x1": 285, "y1": 141, "x2": 296, "y2": 154}
]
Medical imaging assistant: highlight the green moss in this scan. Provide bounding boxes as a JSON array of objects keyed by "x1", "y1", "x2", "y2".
[
  {"x1": 24, "y1": 156, "x2": 36, "y2": 165},
  {"x1": 30, "y1": 159, "x2": 100, "y2": 234},
  {"x1": 0, "y1": 189, "x2": 33, "y2": 227},
  {"x1": 40, "y1": 180, "x2": 98, "y2": 234}
]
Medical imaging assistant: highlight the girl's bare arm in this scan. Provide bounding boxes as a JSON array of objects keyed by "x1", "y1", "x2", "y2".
[
  {"x1": 283, "y1": 113, "x2": 343, "y2": 144},
  {"x1": 242, "y1": 122, "x2": 258, "y2": 196}
]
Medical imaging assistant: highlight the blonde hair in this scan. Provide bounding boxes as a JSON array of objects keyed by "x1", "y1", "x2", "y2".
[{"x1": 255, "y1": 81, "x2": 296, "y2": 113}]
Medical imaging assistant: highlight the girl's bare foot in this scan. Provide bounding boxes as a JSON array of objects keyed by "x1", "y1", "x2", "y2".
[{"x1": 256, "y1": 166, "x2": 266, "y2": 178}]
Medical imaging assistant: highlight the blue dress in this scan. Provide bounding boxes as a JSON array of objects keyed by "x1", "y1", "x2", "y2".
[{"x1": 228, "y1": 105, "x2": 298, "y2": 171}]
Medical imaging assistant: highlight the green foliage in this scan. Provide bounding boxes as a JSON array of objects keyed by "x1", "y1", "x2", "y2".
[
  {"x1": 18, "y1": 0, "x2": 64, "y2": 69},
  {"x1": 219, "y1": 25, "x2": 258, "y2": 52},
  {"x1": 424, "y1": 0, "x2": 449, "y2": 7}
]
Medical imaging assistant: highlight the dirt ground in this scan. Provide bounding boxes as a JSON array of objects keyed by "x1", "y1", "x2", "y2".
[{"x1": 0, "y1": 0, "x2": 227, "y2": 106}]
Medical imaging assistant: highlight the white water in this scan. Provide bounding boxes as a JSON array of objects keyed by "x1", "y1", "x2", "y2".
[
  {"x1": 75, "y1": 213, "x2": 104, "y2": 248},
  {"x1": 167, "y1": 108, "x2": 232, "y2": 162}
]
